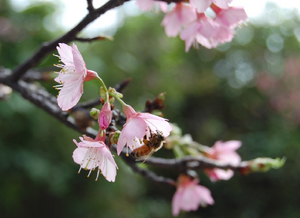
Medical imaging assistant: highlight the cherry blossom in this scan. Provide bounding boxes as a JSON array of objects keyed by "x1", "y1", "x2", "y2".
[
  {"x1": 116, "y1": 104, "x2": 172, "y2": 155},
  {"x1": 172, "y1": 175, "x2": 214, "y2": 216},
  {"x1": 213, "y1": 6, "x2": 247, "y2": 28},
  {"x1": 136, "y1": 0, "x2": 168, "y2": 13},
  {"x1": 73, "y1": 134, "x2": 118, "y2": 182},
  {"x1": 204, "y1": 140, "x2": 241, "y2": 182},
  {"x1": 54, "y1": 43, "x2": 99, "y2": 111},
  {"x1": 180, "y1": 13, "x2": 220, "y2": 51},
  {"x1": 161, "y1": 3, "x2": 197, "y2": 37},
  {"x1": 98, "y1": 101, "x2": 112, "y2": 131},
  {"x1": 180, "y1": 6, "x2": 247, "y2": 51}
]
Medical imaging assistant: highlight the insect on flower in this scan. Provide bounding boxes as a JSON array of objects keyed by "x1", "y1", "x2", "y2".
[{"x1": 131, "y1": 128, "x2": 166, "y2": 163}]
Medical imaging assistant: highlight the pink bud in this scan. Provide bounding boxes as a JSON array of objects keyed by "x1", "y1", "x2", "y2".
[{"x1": 98, "y1": 102, "x2": 112, "y2": 130}]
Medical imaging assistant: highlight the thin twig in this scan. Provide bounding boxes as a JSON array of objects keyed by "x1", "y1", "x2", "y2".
[
  {"x1": 8, "y1": 0, "x2": 130, "y2": 82},
  {"x1": 87, "y1": 0, "x2": 95, "y2": 12},
  {"x1": 74, "y1": 36, "x2": 112, "y2": 42}
]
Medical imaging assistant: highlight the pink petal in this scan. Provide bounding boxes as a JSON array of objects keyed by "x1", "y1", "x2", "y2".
[
  {"x1": 123, "y1": 117, "x2": 147, "y2": 140},
  {"x1": 99, "y1": 156, "x2": 117, "y2": 182},
  {"x1": 205, "y1": 168, "x2": 234, "y2": 181},
  {"x1": 189, "y1": 0, "x2": 212, "y2": 13},
  {"x1": 216, "y1": 7, "x2": 247, "y2": 27},
  {"x1": 172, "y1": 186, "x2": 184, "y2": 216},
  {"x1": 57, "y1": 80, "x2": 83, "y2": 111},
  {"x1": 116, "y1": 133, "x2": 128, "y2": 155},
  {"x1": 71, "y1": 74, "x2": 84, "y2": 102},
  {"x1": 198, "y1": 17, "x2": 220, "y2": 38},
  {"x1": 214, "y1": 140, "x2": 242, "y2": 152},
  {"x1": 161, "y1": 3, "x2": 196, "y2": 37},
  {"x1": 213, "y1": 0, "x2": 232, "y2": 9},
  {"x1": 72, "y1": 147, "x2": 87, "y2": 165},
  {"x1": 98, "y1": 146, "x2": 118, "y2": 168},
  {"x1": 194, "y1": 185, "x2": 214, "y2": 205},
  {"x1": 136, "y1": 0, "x2": 155, "y2": 11},
  {"x1": 145, "y1": 118, "x2": 172, "y2": 137},
  {"x1": 72, "y1": 43, "x2": 87, "y2": 76},
  {"x1": 180, "y1": 185, "x2": 200, "y2": 211},
  {"x1": 56, "y1": 43, "x2": 74, "y2": 66},
  {"x1": 180, "y1": 21, "x2": 200, "y2": 40}
]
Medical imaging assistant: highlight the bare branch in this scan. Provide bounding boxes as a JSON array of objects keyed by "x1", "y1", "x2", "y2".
[
  {"x1": 111, "y1": 144, "x2": 176, "y2": 186},
  {"x1": 8, "y1": 0, "x2": 130, "y2": 83},
  {"x1": 0, "y1": 68, "x2": 97, "y2": 138},
  {"x1": 87, "y1": 0, "x2": 95, "y2": 12},
  {"x1": 74, "y1": 36, "x2": 113, "y2": 42}
]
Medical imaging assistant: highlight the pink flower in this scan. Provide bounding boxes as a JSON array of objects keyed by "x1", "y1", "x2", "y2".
[
  {"x1": 161, "y1": 3, "x2": 197, "y2": 37},
  {"x1": 172, "y1": 175, "x2": 214, "y2": 216},
  {"x1": 73, "y1": 134, "x2": 118, "y2": 182},
  {"x1": 180, "y1": 14, "x2": 220, "y2": 51},
  {"x1": 136, "y1": 0, "x2": 168, "y2": 13},
  {"x1": 98, "y1": 102, "x2": 112, "y2": 130},
  {"x1": 180, "y1": 6, "x2": 247, "y2": 51},
  {"x1": 54, "y1": 43, "x2": 98, "y2": 111},
  {"x1": 213, "y1": 6, "x2": 247, "y2": 28},
  {"x1": 208, "y1": 5, "x2": 247, "y2": 46},
  {"x1": 117, "y1": 104, "x2": 172, "y2": 155},
  {"x1": 204, "y1": 140, "x2": 241, "y2": 182},
  {"x1": 189, "y1": 0, "x2": 232, "y2": 13}
]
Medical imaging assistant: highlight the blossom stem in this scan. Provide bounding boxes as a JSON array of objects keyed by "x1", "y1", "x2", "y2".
[
  {"x1": 97, "y1": 77, "x2": 108, "y2": 93},
  {"x1": 110, "y1": 92, "x2": 127, "y2": 107}
]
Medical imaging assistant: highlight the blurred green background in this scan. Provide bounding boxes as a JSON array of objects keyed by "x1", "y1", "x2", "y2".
[{"x1": 1, "y1": 0, "x2": 300, "y2": 217}]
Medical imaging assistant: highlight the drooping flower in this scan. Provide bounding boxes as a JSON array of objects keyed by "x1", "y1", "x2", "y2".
[
  {"x1": 180, "y1": 13, "x2": 220, "y2": 51},
  {"x1": 208, "y1": 5, "x2": 247, "y2": 46},
  {"x1": 98, "y1": 101, "x2": 112, "y2": 131},
  {"x1": 189, "y1": 0, "x2": 232, "y2": 13},
  {"x1": 180, "y1": 5, "x2": 247, "y2": 51},
  {"x1": 54, "y1": 43, "x2": 99, "y2": 111},
  {"x1": 204, "y1": 140, "x2": 241, "y2": 182},
  {"x1": 116, "y1": 104, "x2": 172, "y2": 155},
  {"x1": 136, "y1": 0, "x2": 168, "y2": 13},
  {"x1": 161, "y1": 3, "x2": 197, "y2": 37},
  {"x1": 213, "y1": 6, "x2": 247, "y2": 28},
  {"x1": 172, "y1": 175, "x2": 214, "y2": 216},
  {"x1": 73, "y1": 134, "x2": 118, "y2": 182}
]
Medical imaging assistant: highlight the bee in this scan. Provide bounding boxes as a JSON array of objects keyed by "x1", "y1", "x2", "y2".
[{"x1": 131, "y1": 129, "x2": 165, "y2": 163}]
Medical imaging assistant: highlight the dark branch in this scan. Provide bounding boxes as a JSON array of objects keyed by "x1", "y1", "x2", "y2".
[
  {"x1": 8, "y1": 0, "x2": 130, "y2": 83},
  {"x1": 87, "y1": 0, "x2": 95, "y2": 12},
  {"x1": 74, "y1": 36, "x2": 112, "y2": 42},
  {"x1": 0, "y1": 68, "x2": 97, "y2": 138},
  {"x1": 111, "y1": 144, "x2": 176, "y2": 186}
]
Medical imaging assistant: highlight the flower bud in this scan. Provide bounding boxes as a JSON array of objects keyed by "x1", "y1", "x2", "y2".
[
  {"x1": 109, "y1": 131, "x2": 121, "y2": 145},
  {"x1": 249, "y1": 157, "x2": 286, "y2": 173},
  {"x1": 90, "y1": 108, "x2": 100, "y2": 119},
  {"x1": 98, "y1": 102, "x2": 112, "y2": 130}
]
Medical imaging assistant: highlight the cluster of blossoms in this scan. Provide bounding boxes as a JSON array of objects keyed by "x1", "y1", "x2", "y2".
[
  {"x1": 53, "y1": 42, "x2": 285, "y2": 216},
  {"x1": 53, "y1": 43, "x2": 244, "y2": 216},
  {"x1": 136, "y1": 0, "x2": 247, "y2": 51},
  {"x1": 54, "y1": 43, "x2": 172, "y2": 182}
]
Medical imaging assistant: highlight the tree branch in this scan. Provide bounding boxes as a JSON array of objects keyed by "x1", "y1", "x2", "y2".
[{"x1": 8, "y1": 0, "x2": 130, "y2": 83}]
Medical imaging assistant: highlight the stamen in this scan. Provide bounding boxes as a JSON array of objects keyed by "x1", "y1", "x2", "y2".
[
  {"x1": 95, "y1": 169, "x2": 101, "y2": 181},
  {"x1": 78, "y1": 166, "x2": 82, "y2": 174},
  {"x1": 87, "y1": 169, "x2": 92, "y2": 177}
]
